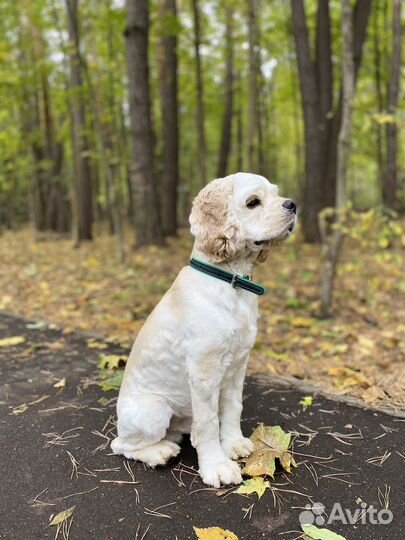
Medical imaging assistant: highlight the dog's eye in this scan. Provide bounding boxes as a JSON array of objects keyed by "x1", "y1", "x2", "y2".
[{"x1": 246, "y1": 197, "x2": 261, "y2": 209}]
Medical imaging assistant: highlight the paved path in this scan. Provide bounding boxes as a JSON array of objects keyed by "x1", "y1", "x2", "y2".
[{"x1": 0, "y1": 313, "x2": 404, "y2": 540}]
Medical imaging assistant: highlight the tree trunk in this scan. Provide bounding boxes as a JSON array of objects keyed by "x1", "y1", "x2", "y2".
[
  {"x1": 191, "y1": 0, "x2": 207, "y2": 187},
  {"x1": 158, "y1": 0, "x2": 179, "y2": 235},
  {"x1": 316, "y1": 0, "x2": 334, "y2": 207},
  {"x1": 66, "y1": 0, "x2": 93, "y2": 241},
  {"x1": 373, "y1": 0, "x2": 386, "y2": 193},
  {"x1": 319, "y1": 0, "x2": 355, "y2": 318},
  {"x1": 235, "y1": 71, "x2": 243, "y2": 172},
  {"x1": 290, "y1": 0, "x2": 323, "y2": 242},
  {"x1": 125, "y1": 0, "x2": 163, "y2": 246},
  {"x1": 247, "y1": 0, "x2": 261, "y2": 173},
  {"x1": 217, "y1": 5, "x2": 234, "y2": 178},
  {"x1": 384, "y1": 0, "x2": 402, "y2": 209},
  {"x1": 291, "y1": 0, "x2": 372, "y2": 242},
  {"x1": 323, "y1": 0, "x2": 372, "y2": 209}
]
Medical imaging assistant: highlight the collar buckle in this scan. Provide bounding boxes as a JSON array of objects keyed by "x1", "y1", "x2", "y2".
[{"x1": 230, "y1": 274, "x2": 238, "y2": 288}]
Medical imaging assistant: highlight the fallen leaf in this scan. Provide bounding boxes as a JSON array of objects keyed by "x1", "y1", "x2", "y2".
[
  {"x1": 26, "y1": 321, "x2": 48, "y2": 330},
  {"x1": 299, "y1": 396, "x2": 313, "y2": 411},
  {"x1": 361, "y1": 385, "x2": 385, "y2": 403},
  {"x1": 265, "y1": 349, "x2": 291, "y2": 362},
  {"x1": 0, "y1": 336, "x2": 25, "y2": 347},
  {"x1": 87, "y1": 340, "x2": 108, "y2": 350},
  {"x1": 242, "y1": 424, "x2": 297, "y2": 477},
  {"x1": 301, "y1": 523, "x2": 346, "y2": 540},
  {"x1": 98, "y1": 355, "x2": 127, "y2": 370},
  {"x1": 291, "y1": 317, "x2": 314, "y2": 328},
  {"x1": 49, "y1": 506, "x2": 75, "y2": 527},
  {"x1": 12, "y1": 403, "x2": 28, "y2": 415},
  {"x1": 99, "y1": 370, "x2": 124, "y2": 391},
  {"x1": 235, "y1": 477, "x2": 270, "y2": 499},
  {"x1": 328, "y1": 367, "x2": 370, "y2": 389},
  {"x1": 193, "y1": 526, "x2": 239, "y2": 540},
  {"x1": 53, "y1": 378, "x2": 66, "y2": 389}
]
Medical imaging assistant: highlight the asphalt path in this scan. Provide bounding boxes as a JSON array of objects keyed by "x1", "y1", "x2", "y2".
[{"x1": 0, "y1": 313, "x2": 404, "y2": 540}]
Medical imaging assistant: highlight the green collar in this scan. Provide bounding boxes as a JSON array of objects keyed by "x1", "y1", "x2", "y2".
[{"x1": 189, "y1": 258, "x2": 266, "y2": 296}]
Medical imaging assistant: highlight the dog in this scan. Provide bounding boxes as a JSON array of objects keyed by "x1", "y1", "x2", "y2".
[{"x1": 111, "y1": 172, "x2": 296, "y2": 487}]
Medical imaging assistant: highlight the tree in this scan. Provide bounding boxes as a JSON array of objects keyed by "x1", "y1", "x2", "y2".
[
  {"x1": 217, "y1": 4, "x2": 234, "y2": 178},
  {"x1": 373, "y1": 0, "x2": 386, "y2": 193},
  {"x1": 319, "y1": 0, "x2": 355, "y2": 318},
  {"x1": 291, "y1": 0, "x2": 372, "y2": 242},
  {"x1": 66, "y1": 0, "x2": 93, "y2": 242},
  {"x1": 125, "y1": 0, "x2": 163, "y2": 246},
  {"x1": 247, "y1": 0, "x2": 262, "y2": 173},
  {"x1": 384, "y1": 0, "x2": 402, "y2": 209},
  {"x1": 191, "y1": 0, "x2": 207, "y2": 187},
  {"x1": 158, "y1": 0, "x2": 179, "y2": 236}
]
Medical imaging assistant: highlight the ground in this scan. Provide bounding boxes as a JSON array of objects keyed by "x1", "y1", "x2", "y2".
[
  {"x1": 0, "y1": 227, "x2": 403, "y2": 412},
  {"x1": 1, "y1": 313, "x2": 404, "y2": 540}
]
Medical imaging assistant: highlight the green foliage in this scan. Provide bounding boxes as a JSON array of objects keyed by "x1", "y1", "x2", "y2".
[{"x1": 0, "y1": 0, "x2": 403, "y2": 227}]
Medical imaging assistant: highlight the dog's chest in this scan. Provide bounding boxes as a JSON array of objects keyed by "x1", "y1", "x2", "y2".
[{"x1": 220, "y1": 292, "x2": 258, "y2": 361}]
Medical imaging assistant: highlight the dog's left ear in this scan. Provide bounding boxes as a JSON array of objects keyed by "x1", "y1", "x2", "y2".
[{"x1": 189, "y1": 178, "x2": 243, "y2": 262}]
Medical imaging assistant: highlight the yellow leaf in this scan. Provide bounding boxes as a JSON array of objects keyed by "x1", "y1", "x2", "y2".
[
  {"x1": 98, "y1": 354, "x2": 127, "y2": 369},
  {"x1": 0, "y1": 336, "x2": 25, "y2": 347},
  {"x1": 328, "y1": 367, "x2": 370, "y2": 389},
  {"x1": 235, "y1": 477, "x2": 270, "y2": 499},
  {"x1": 357, "y1": 335, "x2": 375, "y2": 355},
  {"x1": 291, "y1": 317, "x2": 314, "y2": 328},
  {"x1": 242, "y1": 424, "x2": 297, "y2": 477},
  {"x1": 49, "y1": 506, "x2": 75, "y2": 526},
  {"x1": 87, "y1": 340, "x2": 108, "y2": 350},
  {"x1": 299, "y1": 396, "x2": 313, "y2": 411},
  {"x1": 53, "y1": 378, "x2": 66, "y2": 389},
  {"x1": 193, "y1": 527, "x2": 239, "y2": 540}
]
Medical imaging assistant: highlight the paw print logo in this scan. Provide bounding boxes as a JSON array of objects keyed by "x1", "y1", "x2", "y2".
[{"x1": 299, "y1": 502, "x2": 326, "y2": 526}]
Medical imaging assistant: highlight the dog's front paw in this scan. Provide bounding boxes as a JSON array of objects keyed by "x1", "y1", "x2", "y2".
[
  {"x1": 222, "y1": 437, "x2": 254, "y2": 460},
  {"x1": 199, "y1": 459, "x2": 242, "y2": 488}
]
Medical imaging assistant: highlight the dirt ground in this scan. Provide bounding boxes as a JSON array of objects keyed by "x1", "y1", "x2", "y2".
[{"x1": 0, "y1": 227, "x2": 404, "y2": 413}]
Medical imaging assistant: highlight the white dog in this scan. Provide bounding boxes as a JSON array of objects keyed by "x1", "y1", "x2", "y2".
[{"x1": 111, "y1": 172, "x2": 296, "y2": 487}]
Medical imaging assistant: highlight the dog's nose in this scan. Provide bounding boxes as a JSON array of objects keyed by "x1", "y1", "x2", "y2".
[{"x1": 282, "y1": 200, "x2": 296, "y2": 214}]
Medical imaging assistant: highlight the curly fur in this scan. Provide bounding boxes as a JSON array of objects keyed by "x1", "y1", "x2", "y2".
[{"x1": 111, "y1": 172, "x2": 296, "y2": 488}]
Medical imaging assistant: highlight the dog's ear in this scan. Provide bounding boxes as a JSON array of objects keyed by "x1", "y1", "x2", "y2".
[{"x1": 189, "y1": 178, "x2": 243, "y2": 262}]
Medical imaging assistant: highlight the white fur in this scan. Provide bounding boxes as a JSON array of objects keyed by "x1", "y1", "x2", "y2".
[{"x1": 111, "y1": 172, "x2": 296, "y2": 487}]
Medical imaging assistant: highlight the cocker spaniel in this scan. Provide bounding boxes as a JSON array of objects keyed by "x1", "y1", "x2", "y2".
[{"x1": 111, "y1": 172, "x2": 296, "y2": 487}]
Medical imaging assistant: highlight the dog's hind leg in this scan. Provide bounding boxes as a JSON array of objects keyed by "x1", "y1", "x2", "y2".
[{"x1": 111, "y1": 394, "x2": 180, "y2": 467}]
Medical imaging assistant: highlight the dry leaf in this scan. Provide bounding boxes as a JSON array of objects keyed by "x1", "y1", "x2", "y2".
[
  {"x1": 87, "y1": 340, "x2": 108, "y2": 350},
  {"x1": 291, "y1": 317, "x2": 314, "y2": 328},
  {"x1": 12, "y1": 403, "x2": 28, "y2": 415},
  {"x1": 98, "y1": 355, "x2": 127, "y2": 370},
  {"x1": 49, "y1": 506, "x2": 75, "y2": 527},
  {"x1": 193, "y1": 527, "x2": 239, "y2": 540},
  {"x1": 301, "y1": 523, "x2": 346, "y2": 540},
  {"x1": 235, "y1": 477, "x2": 270, "y2": 499},
  {"x1": 53, "y1": 378, "x2": 66, "y2": 389},
  {"x1": 328, "y1": 367, "x2": 370, "y2": 389},
  {"x1": 242, "y1": 424, "x2": 297, "y2": 477},
  {"x1": 361, "y1": 385, "x2": 385, "y2": 403},
  {"x1": 0, "y1": 336, "x2": 25, "y2": 347}
]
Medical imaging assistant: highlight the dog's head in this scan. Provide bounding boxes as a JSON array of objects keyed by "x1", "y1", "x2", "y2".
[{"x1": 189, "y1": 172, "x2": 296, "y2": 263}]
